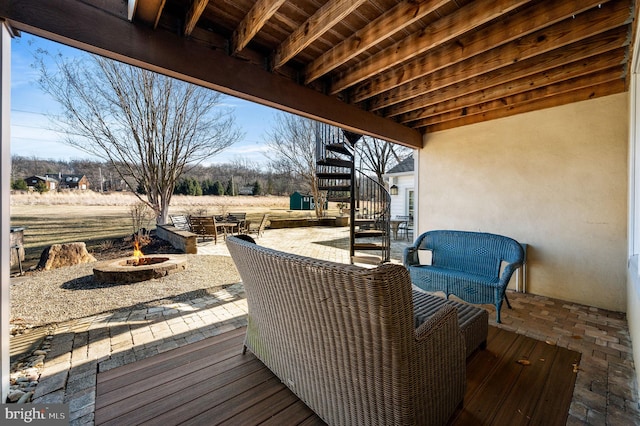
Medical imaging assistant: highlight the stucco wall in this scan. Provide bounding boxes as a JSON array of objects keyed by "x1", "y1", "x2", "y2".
[{"x1": 419, "y1": 93, "x2": 628, "y2": 312}]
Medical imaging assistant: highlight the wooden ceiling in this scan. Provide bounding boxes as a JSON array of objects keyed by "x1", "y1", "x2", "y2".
[{"x1": 0, "y1": 0, "x2": 636, "y2": 148}]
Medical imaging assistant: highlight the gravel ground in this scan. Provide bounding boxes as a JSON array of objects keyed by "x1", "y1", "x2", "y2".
[{"x1": 10, "y1": 254, "x2": 241, "y2": 328}]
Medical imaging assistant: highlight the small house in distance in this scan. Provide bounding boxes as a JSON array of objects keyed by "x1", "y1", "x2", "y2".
[
  {"x1": 289, "y1": 191, "x2": 327, "y2": 210},
  {"x1": 24, "y1": 175, "x2": 58, "y2": 191},
  {"x1": 45, "y1": 173, "x2": 90, "y2": 190}
]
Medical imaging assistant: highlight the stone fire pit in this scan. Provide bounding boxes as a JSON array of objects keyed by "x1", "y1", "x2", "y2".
[{"x1": 93, "y1": 254, "x2": 187, "y2": 284}]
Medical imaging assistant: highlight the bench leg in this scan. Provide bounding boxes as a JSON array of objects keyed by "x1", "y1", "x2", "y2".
[{"x1": 504, "y1": 292, "x2": 512, "y2": 309}]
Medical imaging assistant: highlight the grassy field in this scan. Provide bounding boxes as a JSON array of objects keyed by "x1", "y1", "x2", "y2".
[{"x1": 10, "y1": 191, "x2": 340, "y2": 269}]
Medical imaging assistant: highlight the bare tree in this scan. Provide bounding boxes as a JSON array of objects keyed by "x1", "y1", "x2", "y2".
[
  {"x1": 358, "y1": 136, "x2": 412, "y2": 183},
  {"x1": 264, "y1": 114, "x2": 326, "y2": 217},
  {"x1": 36, "y1": 53, "x2": 243, "y2": 224}
]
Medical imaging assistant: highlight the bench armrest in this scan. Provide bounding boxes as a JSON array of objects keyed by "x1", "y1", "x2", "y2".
[
  {"x1": 499, "y1": 261, "x2": 523, "y2": 286},
  {"x1": 404, "y1": 245, "x2": 420, "y2": 266}
]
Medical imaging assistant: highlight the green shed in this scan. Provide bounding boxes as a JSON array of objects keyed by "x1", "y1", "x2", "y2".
[{"x1": 289, "y1": 191, "x2": 327, "y2": 210}]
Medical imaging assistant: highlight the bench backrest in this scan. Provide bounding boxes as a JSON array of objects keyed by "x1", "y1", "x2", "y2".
[
  {"x1": 188, "y1": 216, "x2": 218, "y2": 237},
  {"x1": 227, "y1": 212, "x2": 246, "y2": 221},
  {"x1": 169, "y1": 215, "x2": 191, "y2": 231},
  {"x1": 227, "y1": 236, "x2": 465, "y2": 425},
  {"x1": 416, "y1": 230, "x2": 523, "y2": 278}
]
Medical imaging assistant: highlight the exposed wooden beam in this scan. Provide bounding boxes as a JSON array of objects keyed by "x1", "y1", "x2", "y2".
[
  {"x1": 354, "y1": 0, "x2": 623, "y2": 105},
  {"x1": 416, "y1": 67, "x2": 624, "y2": 127},
  {"x1": 396, "y1": 48, "x2": 626, "y2": 123},
  {"x1": 184, "y1": 0, "x2": 209, "y2": 36},
  {"x1": 373, "y1": 24, "x2": 630, "y2": 114},
  {"x1": 304, "y1": 0, "x2": 450, "y2": 85},
  {"x1": 272, "y1": 0, "x2": 367, "y2": 70},
  {"x1": 424, "y1": 79, "x2": 626, "y2": 132},
  {"x1": 231, "y1": 0, "x2": 286, "y2": 55},
  {"x1": 329, "y1": 0, "x2": 533, "y2": 94},
  {"x1": 134, "y1": 0, "x2": 165, "y2": 29},
  {"x1": 0, "y1": 0, "x2": 422, "y2": 148}
]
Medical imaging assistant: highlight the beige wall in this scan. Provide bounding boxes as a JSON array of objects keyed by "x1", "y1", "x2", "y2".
[{"x1": 419, "y1": 93, "x2": 628, "y2": 312}]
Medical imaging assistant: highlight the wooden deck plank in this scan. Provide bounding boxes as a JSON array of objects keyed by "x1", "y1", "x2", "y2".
[
  {"x1": 141, "y1": 374, "x2": 283, "y2": 425},
  {"x1": 217, "y1": 387, "x2": 303, "y2": 425},
  {"x1": 97, "y1": 326, "x2": 245, "y2": 383},
  {"x1": 95, "y1": 326, "x2": 580, "y2": 426},
  {"x1": 183, "y1": 378, "x2": 288, "y2": 425},
  {"x1": 448, "y1": 331, "x2": 538, "y2": 425},
  {"x1": 259, "y1": 400, "x2": 323, "y2": 425},
  {"x1": 529, "y1": 344, "x2": 582, "y2": 425},
  {"x1": 490, "y1": 339, "x2": 561, "y2": 425},
  {"x1": 96, "y1": 344, "x2": 256, "y2": 411},
  {"x1": 97, "y1": 333, "x2": 243, "y2": 398},
  {"x1": 463, "y1": 327, "x2": 518, "y2": 397}
]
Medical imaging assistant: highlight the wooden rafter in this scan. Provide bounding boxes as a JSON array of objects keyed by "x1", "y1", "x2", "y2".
[
  {"x1": 329, "y1": 0, "x2": 534, "y2": 94},
  {"x1": 416, "y1": 68, "x2": 624, "y2": 128},
  {"x1": 304, "y1": 0, "x2": 450, "y2": 85},
  {"x1": 352, "y1": 0, "x2": 624, "y2": 105},
  {"x1": 368, "y1": 8, "x2": 631, "y2": 113},
  {"x1": 396, "y1": 47, "x2": 626, "y2": 123},
  {"x1": 134, "y1": 0, "x2": 165, "y2": 29},
  {"x1": 272, "y1": 0, "x2": 367, "y2": 70},
  {"x1": 425, "y1": 80, "x2": 626, "y2": 132},
  {"x1": 231, "y1": 0, "x2": 286, "y2": 55},
  {"x1": 184, "y1": 0, "x2": 209, "y2": 37}
]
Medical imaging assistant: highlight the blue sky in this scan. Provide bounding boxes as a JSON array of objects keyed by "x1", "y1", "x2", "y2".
[{"x1": 10, "y1": 32, "x2": 277, "y2": 168}]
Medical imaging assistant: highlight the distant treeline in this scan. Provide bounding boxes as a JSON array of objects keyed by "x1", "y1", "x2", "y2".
[{"x1": 10, "y1": 156, "x2": 300, "y2": 196}]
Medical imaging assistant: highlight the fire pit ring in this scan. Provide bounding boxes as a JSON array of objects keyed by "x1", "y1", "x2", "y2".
[{"x1": 93, "y1": 255, "x2": 187, "y2": 284}]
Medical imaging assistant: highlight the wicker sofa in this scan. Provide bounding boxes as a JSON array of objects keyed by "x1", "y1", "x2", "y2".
[
  {"x1": 403, "y1": 230, "x2": 524, "y2": 323},
  {"x1": 227, "y1": 236, "x2": 466, "y2": 426}
]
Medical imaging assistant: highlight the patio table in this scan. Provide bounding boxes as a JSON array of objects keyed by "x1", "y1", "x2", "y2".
[{"x1": 217, "y1": 222, "x2": 239, "y2": 239}]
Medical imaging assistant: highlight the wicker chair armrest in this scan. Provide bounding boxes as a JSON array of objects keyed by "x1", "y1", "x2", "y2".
[
  {"x1": 414, "y1": 304, "x2": 459, "y2": 342},
  {"x1": 412, "y1": 303, "x2": 466, "y2": 424}
]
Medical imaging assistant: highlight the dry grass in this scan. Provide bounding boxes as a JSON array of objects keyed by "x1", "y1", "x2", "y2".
[{"x1": 10, "y1": 191, "x2": 339, "y2": 269}]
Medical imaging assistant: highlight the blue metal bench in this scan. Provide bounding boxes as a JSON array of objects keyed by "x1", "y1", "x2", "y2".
[{"x1": 403, "y1": 230, "x2": 524, "y2": 323}]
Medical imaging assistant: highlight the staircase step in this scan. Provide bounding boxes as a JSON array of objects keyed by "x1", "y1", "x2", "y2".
[
  {"x1": 342, "y1": 130, "x2": 363, "y2": 145},
  {"x1": 355, "y1": 230, "x2": 386, "y2": 238},
  {"x1": 353, "y1": 242, "x2": 385, "y2": 250},
  {"x1": 351, "y1": 255, "x2": 383, "y2": 265},
  {"x1": 325, "y1": 143, "x2": 353, "y2": 156},
  {"x1": 317, "y1": 158, "x2": 353, "y2": 168},
  {"x1": 319, "y1": 185, "x2": 351, "y2": 191},
  {"x1": 327, "y1": 196, "x2": 351, "y2": 203},
  {"x1": 317, "y1": 172, "x2": 352, "y2": 180}
]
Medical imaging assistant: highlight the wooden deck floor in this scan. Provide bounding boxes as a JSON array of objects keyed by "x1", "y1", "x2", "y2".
[{"x1": 95, "y1": 326, "x2": 580, "y2": 425}]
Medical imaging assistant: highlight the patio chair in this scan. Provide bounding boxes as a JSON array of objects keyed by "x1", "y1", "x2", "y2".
[
  {"x1": 396, "y1": 215, "x2": 413, "y2": 241},
  {"x1": 169, "y1": 214, "x2": 191, "y2": 231},
  {"x1": 228, "y1": 212, "x2": 247, "y2": 234},
  {"x1": 188, "y1": 215, "x2": 218, "y2": 244},
  {"x1": 247, "y1": 214, "x2": 269, "y2": 238}
]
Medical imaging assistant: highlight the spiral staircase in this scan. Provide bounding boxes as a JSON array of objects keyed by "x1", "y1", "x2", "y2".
[{"x1": 315, "y1": 124, "x2": 391, "y2": 264}]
